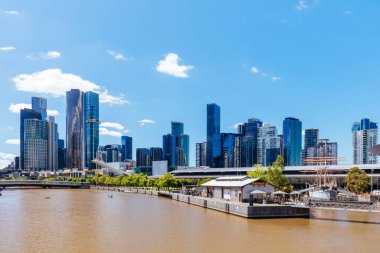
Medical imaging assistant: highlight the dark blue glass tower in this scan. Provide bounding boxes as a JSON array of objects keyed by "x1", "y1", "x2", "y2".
[
  {"x1": 283, "y1": 117, "x2": 302, "y2": 166},
  {"x1": 121, "y1": 136, "x2": 133, "y2": 161},
  {"x1": 83, "y1": 91, "x2": 99, "y2": 170},
  {"x1": 241, "y1": 118, "x2": 262, "y2": 167},
  {"x1": 207, "y1": 103, "x2": 221, "y2": 167},
  {"x1": 171, "y1": 121, "x2": 184, "y2": 137},
  {"x1": 163, "y1": 134, "x2": 177, "y2": 169},
  {"x1": 31, "y1": 97, "x2": 47, "y2": 120},
  {"x1": 221, "y1": 133, "x2": 237, "y2": 167},
  {"x1": 58, "y1": 139, "x2": 66, "y2": 169},
  {"x1": 136, "y1": 148, "x2": 150, "y2": 167},
  {"x1": 20, "y1": 108, "x2": 42, "y2": 171}
]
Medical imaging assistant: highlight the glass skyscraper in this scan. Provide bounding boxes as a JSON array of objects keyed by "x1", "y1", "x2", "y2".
[
  {"x1": 47, "y1": 116, "x2": 58, "y2": 171},
  {"x1": 257, "y1": 124, "x2": 281, "y2": 167},
  {"x1": 24, "y1": 118, "x2": 49, "y2": 171},
  {"x1": 58, "y1": 139, "x2": 66, "y2": 169},
  {"x1": 283, "y1": 117, "x2": 302, "y2": 166},
  {"x1": 196, "y1": 142, "x2": 207, "y2": 167},
  {"x1": 136, "y1": 148, "x2": 150, "y2": 167},
  {"x1": 241, "y1": 118, "x2": 262, "y2": 167},
  {"x1": 221, "y1": 133, "x2": 237, "y2": 168},
  {"x1": 121, "y1": 136, "x2": 133, "y2": 161},
  {"x1": 171, "y1": 121, "x2": 184, "y2": 137},
  {"x1": 303, "y1": 129, "x2": 319, "y2": 165},
  {"x1": 66, "y1": 89, "x2": 84, "y2": 169},
  {"x1": 163, "y1": 134, "x2": 177, "y2": 169},
  {"x1": 206, "y1": 103, "x2": 221, "y2": 168},
  {"x1": 20, "y1": 108, "x2": 42, "y2": 171},
  {"x1": 32, "y1": 97, "x2": 47, "y2": 120},
  {"x1": 83, "y1": 91, "x2": 99, "y2": 169},
  {"x1": 150, "y1": 147, "x2": 163, "y2": 162},
  {"x1": 352, "y1": 118, "x2": 378, "y2": 164}
]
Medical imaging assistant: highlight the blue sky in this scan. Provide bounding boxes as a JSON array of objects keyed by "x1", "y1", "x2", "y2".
[{"x1": 0, "y1": 0, "x2": 379, "y2": 167}]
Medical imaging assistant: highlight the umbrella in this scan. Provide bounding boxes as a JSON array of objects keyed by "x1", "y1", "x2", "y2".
[
  {"x1": 250, "y1": 190, "x2": 266, "y2": 194},
  {"x1": 289, "y1": 191, "x2": 302, "y2": 195},
  {"x1": 273, "y1": 190, "x2": 287, "y2": 195}
]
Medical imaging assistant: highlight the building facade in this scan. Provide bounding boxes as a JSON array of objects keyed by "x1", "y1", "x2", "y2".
[
  {"x1": 150, "y1": 147, "x2": 163, "y2": 163},
  {"x1": 31, "y1": 97, "x2": 47, "y2": 120},
  {"x1": 283, "y1": 117, "x2": 302, "y2": 166},
  {"x1": 241, "y1": 118, "x2": 262, "y2": 167},
  {"x1": 257, "y1": 124, "x2": 281, "y2": 167},
  {"x1": 47, "y1": 116, "x2": 58, "y2": 171},
  {"x1": 352, "y1": 118, "x2": 378, "y2": 164},
  {"x1": 136, "y1": 148, "x2": 150, "y2": 167},
  {"x1": 196, "y1": 142, "x2": 207, "y2": 167},
  {"x1": 206, "y1": 103, "x2": 221, "y2": 168},
  {"x1": 24, "y1": 119, "x2": 49, "y2": 171},
  {"x1": 121, "y1": 136, "x2": 133, "y2": 161},
  {"x1": 83, "y1": 91, "x2": 99, "y2": 169},
  {"x1": 58, "y1": 139, "x2": 66, "y2": 169}
]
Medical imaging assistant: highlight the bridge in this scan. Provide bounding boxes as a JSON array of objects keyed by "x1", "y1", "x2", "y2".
[
  {"x1": 0, "y1": 180, "x2": 90, "y2": 189},
  {"x1": 91, "y1": 159, "x2": 131, "y2": 175}
]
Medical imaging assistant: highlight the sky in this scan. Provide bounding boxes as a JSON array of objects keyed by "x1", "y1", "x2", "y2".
[{"x1": 0, "y1": 0, "x2": 380, "y2": 168}]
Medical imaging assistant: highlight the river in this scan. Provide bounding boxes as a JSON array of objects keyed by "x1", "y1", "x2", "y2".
[{"x1": 0, "y1": 189, "x2": 379, "y2": 253}]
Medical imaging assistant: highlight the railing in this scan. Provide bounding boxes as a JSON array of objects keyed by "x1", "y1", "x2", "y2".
[{"x1": 0, "y1": 180, "x2": 88, "y2": 187}]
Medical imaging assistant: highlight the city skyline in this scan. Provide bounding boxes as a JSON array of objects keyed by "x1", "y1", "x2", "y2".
[{"x1": 1, "y1": 1, "x2": 380, "y2": 167}]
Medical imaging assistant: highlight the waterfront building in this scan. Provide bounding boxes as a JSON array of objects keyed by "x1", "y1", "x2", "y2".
[
  {"x1": 195, "y1": 142, "x2": 207, "y2": 167},
  {"x1": 150, "y1": 147, "x2": 163, "y2": 163},
  {"x1": 352, "y1": 118, "x2": 378, "y2": 164},
  {"x1": 31, "y1": 97, "x2": 47, "y2": 120},
  {"x1": 47, "y1": 116, "x2": 58, "y2": 171},
  {"x1": 20, "y1": 108, "x2": 42, "y2": 171},
  {"x1": 66, "y1": 89, "x2": 84, "y2": 169},
  {"x1": 136, "y1": 148, "x2": 150, "y2": 167},
  {"x1": 58, "y1": 139, "x2": 66, "y2": 169},
  {"x1": 257, "y1": 124, "x2": 281, "y2": 166},
  {"x1": 24, "y1": 119, "x2": 49, "y2": 171},
  {"x1": 241, "y1": 118, "x2": 262, "y2": 167},
  {"x1": 283, "y1": 117, "x2": 302, "y2": 166},
  {"x1": 83, "y1": 91, "x2": 100, "y2": 170},
  {"x1": 206, "y1": 103, "x2": 221, "y2": 168},
  {"x1": 121, "y1": 136, "x2": 132, "y2": 161}
]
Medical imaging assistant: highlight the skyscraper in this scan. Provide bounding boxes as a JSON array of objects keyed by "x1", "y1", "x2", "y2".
[
  {"x1": 171, "y1": 121, "x2": 184, "y2": 137},
  {"x1": 136, "y1": 148, "x2": 150, "y2": 167},
  {"x1": 58, "y1": 139, "x2": 66, "y2": 169},
  {"x1": 163, "y1": 134, "x2": 177, "y2": 168},
  {"x1": 20, "y1": 108, "x2": 42, "y2": 171},
  {"x1": 24, "y1": 118, "x2": 49, "y2": 171},
  {"x1": 196, "y1": 142, "x2": 207, "y2": 167},
  {"x1": 221, "y1": 133, "x2": 238, "y2": 168},
  {"x1": 66, "y1": 89, "x2": 84, "y2": 169},
  {"x1": 257, "y1": 124, "x2": 281, "y2": 166},
  {"x1": 32, "y1": 97, "x2": 47, "y2": 120},
  {"x1": 150, "y1": 147, "x2": 163, "y2": 162},
  {"x1": 241, "y1": 118, "x2": 262, "y2": 167},
  {"x1": 303, "y1": 129, "x2": 319, "y2": 165},
  {"x1": 352, "y1": 118, "x2": 378, "y2": 164},
  {"x1": 83, "y1": 91, "x2": 99, "y2": 169},
  {"x1": 163, "y1": 121, "x2": 190, "y2": 168},
  {"x1": 179, "y1": 134, "x2": 190, "y2": 166},
  {"x1": 206, "y1": 103, "x2": 221, "y2": 167},
  {"x1": 121, "y1": 136, "x2": 133, "y2": 161},
  {"x1": 318, "y1": 139, "x2": 338, "y2": 165},
  {"x1": 47, "y1": 116, "x2": 58, "y2": 171},
  {"x1": 283, "y1": 117, "x2": 302, "y2": 166}
]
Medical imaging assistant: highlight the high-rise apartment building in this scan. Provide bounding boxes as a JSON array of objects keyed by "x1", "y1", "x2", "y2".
[
  {"x1": 163, "y1": 121, "x2": 190, "y2": 168},
  {"x1": 241, "y1": 118, "x2": 262, "y2": 167},
  {"x1": 83, "y1": 91, "x2": 99, "y2": 169},
  {"x1": 20, "y1": 108, "x2": 42, "y2": 171},
  {"x1": 150, "y1": 147, "x2": 163, "y2": 163},
  {"x1": 32, "y1": 97, "x2": 47, "y2": 120},
  {"x1": 303, "y1": 129, "x2": 319, "y2": 165},
  {"x1": 352, "y1": 118, "x2": 378, "y2": 164},
  {"x1": 47, "y1": 116, "x2": 58, "y2": 171},
  {"x1": 318, "y1": 139, "x2": 338, "y2": 165},
  {"x1": 221, "y1": 133, "x2": 238, "y2": 168},
  {"x1": 206, "y1": 103, "x2": 221, "y2": 168},
  {"x1": 283, "y1": 117, "x2": 302, "y2": 166},
  {"x1": 136, "y1": 148, "x2": 150, "y2": 167},
  {"x1": 24, "y1": 119, "x2": 49, "y2": 171},
  {"x1": 196, "y1": 142, "x2": 207, "y2": 167},
  {"x1": 121, "y1": 136, "x2": 133, "y2": 161},
  {"x1": 257, "y1": 124, "x2": 281, "y2": 166}
]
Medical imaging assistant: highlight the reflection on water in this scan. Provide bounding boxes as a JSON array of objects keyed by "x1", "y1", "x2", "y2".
[{"x1": 0, "y1": 189, "x2": 379, "y2": 253}]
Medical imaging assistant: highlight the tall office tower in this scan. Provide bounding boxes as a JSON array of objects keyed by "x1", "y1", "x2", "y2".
[
  {"x1": 278, "y1": 134, "x2": 284, "y2": 157},
  {"x1": 221, "y1": 133, "x2": 238, "y2": 168},
  {"x1": 163, "y1": 134, "x2": 176, "y2": 168},
  {"x1": 14, "y1": 157, "x2": 20, "y2": 171},
  {"x1": 206, "y1": 103, "x2": 221, "y2": 168},
  {"x1": 58, "y1": 139, "x2": 66, "y2": 169},
  {"x1": 31, "y1": 97, "x2": 47, "y2": 120},
  {"x1": 196, "y1": 142, "x2": 207, "y2": 167},
  {"x1": 171, "y1": 121, "x2": 184, "y2": 137},
  {"x1": 47, "y1": 116, "x2": 58, "y2": 171},
  {"x1": 237, "y1": 124, "x2": 246, "y2": 135},
  {"x1": 150, "y1": 147, "x2": 163, "y2": 162},
  {"x1": 20, "y1": 108, "x2": 42, "y2": 171},
  {"x1": 24, "y1": 119, "x2": 49, "y2": 171},
  {"x1": 105, "y1": 144, "x2": 122, "y2": 163},
  {"x1": 179, "y1": 134, "x2": 190, "y2": 166},
  {"x1": 121, "y1": 136, "x2": 133, "y2": 161},
  {"x1": 241, "y1": 118, "x2": 262, "y2": 167},
  {"x1": 318, "y1": 139, "x2": 338, "y2": 165},
  {"x1": 233, "y1": 136, "x2": 242, "y2": 167},
  {"x1": 66, "y1": 89, "x2": 84, "y2": 169},
  {"x1": 283, "y1": 117, "x2": 302, "y2": 166},
  {"x1": 136, "y1": 148, "x2": 150, "y2": 167},
  {"x1": 303, "y1": 129, "x2": 319, "y2": 165},
  {"x1": 83, "y1": 91, "x2": 99, "y2": 169},
  {"x1": 257, "y1": 124, "x2": 281, "y2": 167},
  {"x1": 175, "y1": 147, "x2": 185, "y2": 166},
  {"x1": 352, "y1": 118, "x2": 378, "y2": 164}
]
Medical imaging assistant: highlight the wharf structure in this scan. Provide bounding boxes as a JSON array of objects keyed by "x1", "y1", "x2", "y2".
[{"x1": 170, "y1": 164, "x2": 380, "y2": 189}]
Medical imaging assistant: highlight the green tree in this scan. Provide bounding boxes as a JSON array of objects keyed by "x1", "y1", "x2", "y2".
[
  {"x1": 346, "y1": 167, "x2": 369, "y2": 194},
  {"x1": 157, "y1": 173, "x2": 176, "y2": 188},
  {"x1": 247, "y1": 164, "x2": 267, "y2": 180},
  {"x1": 266, "y1": 155, "x2": 288, "y2": 189}
]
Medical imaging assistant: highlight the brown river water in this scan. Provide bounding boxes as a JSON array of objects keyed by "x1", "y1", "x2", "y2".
[{"x1": 0, "y1": 189, "x2": 379, "y2": 253}]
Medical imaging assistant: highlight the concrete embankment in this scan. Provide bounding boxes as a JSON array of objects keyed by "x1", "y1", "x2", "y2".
[{"x1": 310, "y1": 207, "x2": 380, "y2": 224}]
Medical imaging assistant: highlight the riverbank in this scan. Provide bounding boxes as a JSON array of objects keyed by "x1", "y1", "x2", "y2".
[{"x1": 94, "y1": 186, "x2": 380, "y2": 223}]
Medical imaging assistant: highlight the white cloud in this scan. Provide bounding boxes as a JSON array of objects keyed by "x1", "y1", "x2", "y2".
[
  {"x1": 296, "y1": 1, "x2": 308, "y2": 11},
  {"x1": 108, "y1": 50, "x2": 127, "y2": 61},
  {"x1": 8, "y1": 103, "x2": 59, "y2": 116},
  {"x1": 0, "y1": 46, "x2": 16, "y2": 51},
  {"x1": 4, "y1": 10, "x2": 20, "y2": 16},
  {"x1": 156, "y1": 53, "x2": 193, "y2": 78},
  {"x1": 12, "y1": 68, "x2": 129, "y2": 105},
  {"x1": 5, "y1": 139, "x2": 20, "y2": 145},
  {"x1": 100, "y1": 122, "x2": 124, "y2": 131},
  {"x1": 40, "y1": 51, "x2": 61, "y2": 59},
  {"x1": 138, "y1": 119, "x2": 155, "y2": 126},
  {"x1": 123, "y1": 129, "x2": 130, "y2": 134},
  {"x1": 0, "y1": 152, "x2": 16, "y2": 169},
  {"x1": 250, "y1": 67, "x2": 259, "y2": 74},
  {"x1": 99, "y1": 127, "x2": 122, "y2": 137},
  {"x1": 233, "y1": 123, "x2": 244, "y2": 129},
  {"x1": 271, "y1": 76, "x2": 281, "y2": 81}
]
